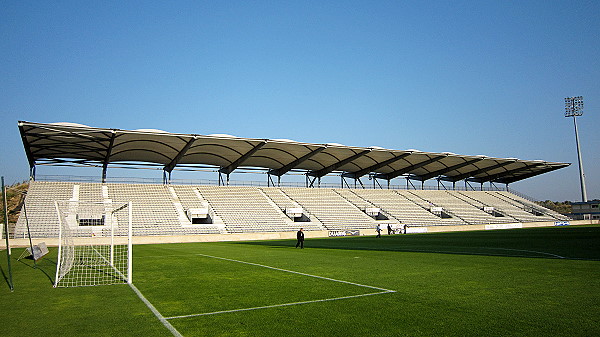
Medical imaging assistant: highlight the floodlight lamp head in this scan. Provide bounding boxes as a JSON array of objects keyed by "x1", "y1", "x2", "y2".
[{"x1": 564, "y1": 96, "x2": 584, "y2": 117}]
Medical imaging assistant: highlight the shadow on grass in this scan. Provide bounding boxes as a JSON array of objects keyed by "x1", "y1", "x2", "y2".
[
  {"x1": 229, "y1": 226, "x2": 600, "y2": 261},
  {"x1": 16, "y1": 254, "x2": 56, "y2": 285},
  {"x1": 0, "y1": 261, "x2": 11, "y2": 291}
]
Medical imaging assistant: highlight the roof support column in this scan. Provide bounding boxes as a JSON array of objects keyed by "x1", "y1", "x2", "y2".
[
  {"x1": 102, "y1": 130, "x2": 117, "y2": 184},
  {"x1": 267, "y1": 173, "x2": 276, "y2": 187},
  {"x1": 340, "y1": 175, "x2": 347, "y2": 189},
  {"x1": 306, "y1": 174, "x2": 320, "y2": 188},
  {"x1": 357, "y1": 177, "x2": 365, "y2": 189},
  {"x1": 102, "y1": 166, "x2": 108, "y2": 183},
  {"x1": 375, "y1": 177, "x2": 383, "y2": 189},
  {"x1": 163, "y1": 170, "x2": 171, "y2": 185},
  {"x1": 369, "y1": 174, "x2": 382, "y2": 189},
  {"x1": 406, "y1": 177, "x2": 417, "y2": 190},
  {"x1": 219, "y1": 171, "x2": 227, "y2": 186}
]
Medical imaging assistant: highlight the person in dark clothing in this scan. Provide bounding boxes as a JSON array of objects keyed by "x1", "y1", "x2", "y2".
[
  {"x1": 387, "y1": 224, "x2": 392, "y2": 235},
  {"x1": 296, "y1": 228, "x2": 304, "y2": 248}
]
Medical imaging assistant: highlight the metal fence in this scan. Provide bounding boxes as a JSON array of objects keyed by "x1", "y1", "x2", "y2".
[{"x1": 35, "y1": 174, "x2": 511, "y2": 192}]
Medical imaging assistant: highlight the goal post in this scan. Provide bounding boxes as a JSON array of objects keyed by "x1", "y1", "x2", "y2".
[{"x1": 54, "y1": 200, "x2": 132, "y2": 287}]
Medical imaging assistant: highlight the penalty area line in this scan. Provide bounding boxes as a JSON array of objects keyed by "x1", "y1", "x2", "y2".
[
  {"x1": 163, "y1": 253, "x2": 395, "y2": 320},
  {"x1": 194, "y1": 253, "x2": 394, "y2": 292},
  {"x1": 166, "y1": 290, "x2": 394, "y2": 320}
]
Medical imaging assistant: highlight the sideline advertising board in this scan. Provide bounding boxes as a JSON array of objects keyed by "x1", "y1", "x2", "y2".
[
  {"x1": 485, "y1": 223, "x2": 523, "y2": 230},
  {"x1": 405, "y1": 227, "x2": 428, "y2": 234},
  {"x1": 328, "y1": 230, "x2": 360, "y2": 237}
]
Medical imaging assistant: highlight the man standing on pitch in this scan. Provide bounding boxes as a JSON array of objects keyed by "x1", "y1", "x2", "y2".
[{"x1": 296, "y1": 228, "x2": 305, "y2": 249}]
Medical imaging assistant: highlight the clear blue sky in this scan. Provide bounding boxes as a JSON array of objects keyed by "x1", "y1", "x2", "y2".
[{"x1": 1, "y1": 1, "x2": 598, "y2": 201}]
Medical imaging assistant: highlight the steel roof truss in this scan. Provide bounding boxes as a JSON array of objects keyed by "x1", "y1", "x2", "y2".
[
  {"x1": 308, "y1": 149, "x2": 371, "y2": 178},
  {"x1": 494, "y1": 164, "x2": 568, "y2": 184},
  {"x1": 377, "y1": 155, "x2": 447, "y2": 180},
  {"x1": 164, "y1": 137, "x2": 197, "y2": 173},
  {"x1": 269, "y1": 146, "x2": 326, "y2": 176},
  {"x1": 446, "y1": 160, "x2": 516, "y2": 182},
  {"x1": 342, "y1": 152, "x2": 412, "y2": 179},
  {"x1": 18, "y1": 124, "x2": 37, "y2": 168},
  {"x1": 414, "y1": 157, "x2": 485, "y2": 181},
  {"x1": 219, "y1": 141, "x2": 267, "y2": 175},
  {"x1": 468, "y1": 162, "x2": 545, "y2": 183}
]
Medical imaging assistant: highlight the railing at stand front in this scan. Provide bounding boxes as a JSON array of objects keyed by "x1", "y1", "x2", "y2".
[{"x1": 35, "y1": 175, "x2": 507, "y2": 192}]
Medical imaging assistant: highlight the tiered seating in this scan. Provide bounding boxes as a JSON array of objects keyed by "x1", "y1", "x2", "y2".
[
  {"x1": 15, "y1": 181, "x2": 569, "y2": 238},
  {"x1": 167, "y1": 185, "x2": 223, "y2": 234},
  {"x1": 353, "y1": 189, "x2": 450, "y2": 226},
  {"x1": 491, "y1": 191, "x2": 567, "y2": 221},
  {"x1": 334, "y1": 189, "x2": 400, "y2": 223},
  {"x1": 197, "y1": 186, "x2": 309, "y2": 233},
  {"x1": 334, "y1": 189, "x2": 374, "y2": 210},
  {"x1": 77, "y1": 183, "x2": 104, "y2": 203},
  {"x1": 460, "y1": 191, "x2": 554, "y2": 223},
  {"x1": 282, "y1": 188, "x2": 376, "y2": 230},
  {"x1": 14, "y1": 181, "x2": 73, "y2": 238},
  {"x1": 409, "y1": 190, "x2": 510, "y2": 225},
  {"x1": 260, "y1": 187, "x2": 325, "y2": 230},
  {"x1": 260, "y1": 187, "x2": 301, "y2": 211},
  {"x1": 172, "y1": 185, "x2": 206, "y2": 209},
  {"x1": 107, "y1": 183, "x2": 214, "y2": 236},
  {"x1": 399, "y1": 191, "x2": 464, "y2": 225},
  {"x1": 496, "y1": 191, "x2": 570, "y2": 221}
]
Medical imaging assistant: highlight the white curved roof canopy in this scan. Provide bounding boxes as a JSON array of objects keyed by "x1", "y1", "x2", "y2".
[{"x1": 18, "y1": 121, "x2": 570, "y2": 184}]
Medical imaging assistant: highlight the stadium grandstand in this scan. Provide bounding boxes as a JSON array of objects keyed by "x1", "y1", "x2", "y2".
[{"x1": 12, "y1": 121, "x2": 572, "y2": 241}]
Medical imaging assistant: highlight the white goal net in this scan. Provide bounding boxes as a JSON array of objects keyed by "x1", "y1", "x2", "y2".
[{"x1": 54, "y1": 201, "x2": 132, "y2": 287}]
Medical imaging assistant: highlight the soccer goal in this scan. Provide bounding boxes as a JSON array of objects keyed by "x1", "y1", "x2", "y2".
[{"x1": 54, "y1": 201, "x2": 132, "y2": 287}]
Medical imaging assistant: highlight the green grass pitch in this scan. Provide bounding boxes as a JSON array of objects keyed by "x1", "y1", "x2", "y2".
[{"x1": 1, "y1": 225, "x2": 599, "y2": 336}]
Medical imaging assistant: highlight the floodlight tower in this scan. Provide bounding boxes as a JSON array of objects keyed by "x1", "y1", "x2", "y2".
[{"x1": 564, "y1": 96, "x2": 588, "y2": 202}]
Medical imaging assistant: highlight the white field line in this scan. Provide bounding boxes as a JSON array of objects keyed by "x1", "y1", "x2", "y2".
[
  {"x1": 166, "y1": 290, "x2": 394, "y2": 320},
  {"x1": 193, "y1": 253, "x2": 394, "y2": 292},
  {"x1": 129, "y1": 283, "x2": 183, "y2": 337},
  {"x1": 145, "y1": 253, "x2": 396, "y2": 320},
  {"x1": 333, "y1": 246, "x2": 567, "y2": 259},
  {"x1": 139, "y1": 251, "x2": 600, "y2": 261},
  {"x1": 479, "y1": 247, "x2": 566, "y2": 259}
]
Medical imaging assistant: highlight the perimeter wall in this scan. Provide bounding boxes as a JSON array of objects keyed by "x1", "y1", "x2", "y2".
[{"x1": 3, "y1": 219, "x2": 596, "y2": 249}]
